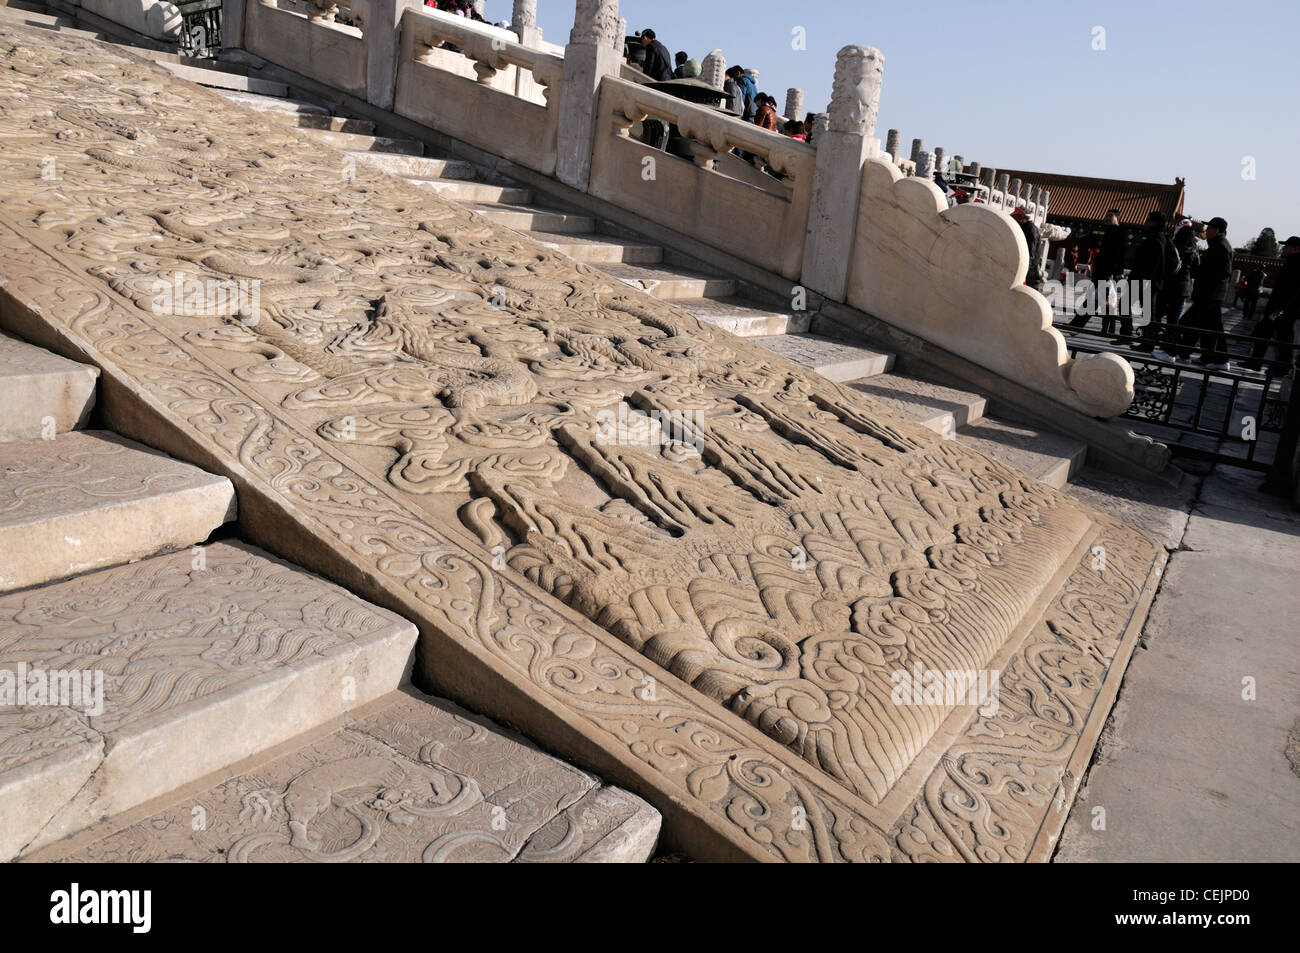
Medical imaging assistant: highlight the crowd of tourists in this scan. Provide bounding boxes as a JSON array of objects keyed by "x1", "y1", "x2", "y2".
[
  {"x1": 1058, "y1": 211, "x2": 1299, "y2": 375},
  {"x1": 626, "y1": 28, "x2": 821, "y2": 175}
]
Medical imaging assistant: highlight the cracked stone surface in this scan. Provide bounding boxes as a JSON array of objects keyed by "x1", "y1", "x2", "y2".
[
  {"x1": 36, "y1": 689, "x2": 661, "y2": 863},
  {"x1": 0, "y1": 541, "x2": 418, "y2": 860}
]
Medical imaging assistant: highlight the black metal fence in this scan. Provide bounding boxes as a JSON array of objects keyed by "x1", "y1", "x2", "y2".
[
  {"x1": 1058, "y1": 321, "x2": 1294, "y2": 471},
  {"x1": 177, "y1": 0, "x2": 222, "y2": 59}
]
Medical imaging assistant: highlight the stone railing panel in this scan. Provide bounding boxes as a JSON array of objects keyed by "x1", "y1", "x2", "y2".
[
  {"x1": 244, "y1": 0, "x2": 367, "y2": 98},
  {"x1": 394, "y1": 7, "x2": 560, "y2": 175},
  {"x1": 845, "y1": 159, "x2": 1133, "y2": 418},
  {"x1": 64, "y1": 0, "x2": 184, "y2": 41},
  {"x1": 590, "y1": 77, "x2": 814, "y2": 279}
]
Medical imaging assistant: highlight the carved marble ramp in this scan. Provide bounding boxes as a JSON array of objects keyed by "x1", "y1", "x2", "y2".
[
  {"x1": 35, "y1": 689, "x2": 661, "y2": 863},
  {"x1": 0, "y1": 24, "x2": 1167, "y2": 861},
  {"x1": 0, "y1": 540, "x2": 419, "y2": 859}
]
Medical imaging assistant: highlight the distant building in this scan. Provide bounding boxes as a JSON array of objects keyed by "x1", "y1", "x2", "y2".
[
  {"x1": 996, "y1": 171, "x2": 1185, "y2": 231},
  {"x1": 994, "y1": 170, "x2": 1186, "y2": 274}
]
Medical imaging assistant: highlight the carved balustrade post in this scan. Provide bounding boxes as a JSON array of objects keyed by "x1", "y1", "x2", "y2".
[
  {"x1": 555, "y1": 0, "x2": 621, "y2": 191},
  {"x1": 784, "y1": 87, "x2": 803, "y2": 122},
  {"x1": 512, "y1": 0, "x2": 541, "y2": 48},
  {"x1": 366, "y1": 0, "x2": 422, "y2": 109},
  {"x1": 801, "y1": 44, "x2": 884, "y2": 302},
  {"x1": 221, "y1": 0, "x2": 248, "y2": 50}
]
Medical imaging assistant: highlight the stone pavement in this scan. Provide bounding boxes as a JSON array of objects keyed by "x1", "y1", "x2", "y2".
[{"x1": 1057, "y1": 465, "x2": 1300, "y2": 861}]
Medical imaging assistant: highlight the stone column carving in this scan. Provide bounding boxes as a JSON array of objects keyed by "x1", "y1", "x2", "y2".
[
  {"x1": 933, "y1": 147, "x2": 945, "y2": 174},
  {"x1": 969, "y1": 161, "x2": 981, "y2": 179},
  {"x1": 916, "y1": 150, "x2": 935, "y2": 178},
  {"x1": 513, "y1": 0, "x2": 542, "y2": 47},
  {"x1": 222, "y1": 0, "x2": 247, "y2": 50},
  {"x1": 910, "y1": 137, "x2": 924, "y2": 162},
  {"x1": 784, "y1": 87, "x2": 804, "y2": 121},
  {"x1": 700, "y1": 49, "x2": 726, "y2": 88},
  {"x1": 614, "y1": 17, "x2": 626, "y2": 51},
  {"x1": 802, "y1": 45, "x2": 885, "y2": 302},
  {"x1": 884, "y1": 129, "x2": 900, "y2": 162},
  {"x1": 555, "y1": 0, "x2": 622, "y2": 191},
  {"x1": 1039, "y1": 189, "x2": 1051, "y2": 221},
  {"x1": 366, "y1": 0, "x2": 423, "y2": 110},
  {"x1": 811, "y1": 112, "x2": 830, "y2": 141},
  {"x1": 996, "y1": 173, "x2": 1010, "y2": 208},
  {"x1": 952, "y1": 154, "x2": 963, "y2": 172}
]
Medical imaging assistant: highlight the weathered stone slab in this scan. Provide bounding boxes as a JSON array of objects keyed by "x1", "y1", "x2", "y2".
[
  {"x1": 0, "y1": 330, "x2": 98, "y2": 440},
  {"x1": 0, "y1": 540, "x2": 418, "y2": 860},
  {"x1": 681, "y1": 296, "x2": 812, "y2": 338},
  {"x1": 754, "y1": 331, "x2": 894, "y2": 381},
  {"x1": 0, "y1": 430, "x2": 236, "y2": 592},
  {"x1": 0, "y1": 25, "x2": 1165, "y2": 861},
  {"x1": 599, "y1": 261, "x2": 736, "y2": 300},
  {"x1": 35, "y1": 690, "x2": 660, "y2": 863},
  {"x1": 847, "y1": 372, "x2": 986, "y2": 434},
  {"x1": 957, "y1": 418, "x2": 1087, "y2": 489},
  {"x1": 1064, "y1": 466, "x2": 1198, "y2": 551}
]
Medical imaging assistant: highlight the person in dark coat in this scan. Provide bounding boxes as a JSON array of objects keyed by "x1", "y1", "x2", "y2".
[
  {"x1": 1011, "y1": 207, "x2": 1042, "y2": 289},
  {"x1": 638, "y1": 29, "x2": 673, "y2": 82},
  {"x1": 1244, "y1": 236, "x2": 1300, "y2": 371},
  {"x1": 1130, "y1": 211, "x2": 1176, "y2": 349},
  {"x1": 1242, "y1": 266, "x2": 1264, "y2": 321},
  {"x1": 1068, "y1": 210, "x2": 1126, "y2": 330},
  {"x1": 1172, "y1": 216, "x2": 1233, "y2": 368},
  {"x1": 1152, "y1": 222, "x2": 1199, "y2": 360},
  {"x1": 1096, "y1": 210, "x2": 1131, "y2": 335}
]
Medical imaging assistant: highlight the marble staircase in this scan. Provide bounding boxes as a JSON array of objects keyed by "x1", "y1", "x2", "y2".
[{"x1": 0, "y1": 324, "x2": 659, "y2": 862}]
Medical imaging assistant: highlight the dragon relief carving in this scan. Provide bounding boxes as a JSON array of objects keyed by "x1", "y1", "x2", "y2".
[{"x1": 0, "y1": 24, "x2": 1165, "y2": 860}]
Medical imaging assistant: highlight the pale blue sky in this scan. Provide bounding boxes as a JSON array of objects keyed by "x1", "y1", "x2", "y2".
[{"x1": 502, "y1": 0, "x2": 1299, "y2": 246}]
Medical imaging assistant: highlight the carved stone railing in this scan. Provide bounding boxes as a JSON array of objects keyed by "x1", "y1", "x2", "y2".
[
  {"x1": 219, "y1": 0, "x2": 1135, "y2": 419},
  {"x1": 242, "y1": 0, "x2": 367, "y2": 97},
  {"x1": 590, "y1": 77, "x2": 815, "y2": 279},
  {"x1": 394, "y1": 7, "x2": 562, "y2": 174},
  {"x1": 845, "y1": 159, "x2": 1134, "y2": 418}
]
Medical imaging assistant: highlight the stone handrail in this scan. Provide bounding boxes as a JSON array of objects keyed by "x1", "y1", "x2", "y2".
[
  {"x1": 241, "y1": 0, "x2": 366, "y2": 96},
  {"x1": 846, "y1": 159, "x2": 1134, "y2": 418},
  {"x1": 402, "y1": 6, "x2": 562, "y2": 93},
  {"x1": 393, "y1": 6, "x2": 560, "y2": 174},
  {"x1": 589, "y1": 76, "x2": 815, "y2": 279},
  {"x1": 601, "y1": 77, "x2": 815, "y2": 185}
]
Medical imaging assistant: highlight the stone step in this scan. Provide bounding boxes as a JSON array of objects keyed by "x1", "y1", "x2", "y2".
[
  {"x1": 956, "y1": 417, "x2": 1088, "y2": 489},
  {"x1": 410, "y1": 178, "x2": 533, "y2": 204},
  {"x1": 846, "y1": 372, "x2": 988, "y2": 436},
  {"x1": 752, "y1": 332, "x2": 895, "y2": 382},
  {"x1": 0, "y1": 541, "x2": 419, "y2": 860},
  {"x1": 158, "y1": 60, "x2": 289, "y2": 97},
  {"x1": 215, "y1": 89, "x2": 327, "y2": 117},
  {"x1": 351, "y1": 151, "x2": 478, "y2": 181},
  {"x1": 0, "y1": 431, "x2": 235, "y2": 593},
  {"x1": 472, "y1": 203, "x2": 595, "y2": 234},
  {"x1": 104, "y1": 43, "x2": 252, "y2": 75},
  {"x1": 295, "y1": 112, "x2": 375, "y2": 135},
  {"x1": 0, "y1": 5, "x2": 64, "y2": 26},
  {"x1": 304, "y1": 127, "x2": 423, "y2": 156},
  {"x1": 525, "y1": 231, "x2": 663, "y2": 264},
  {"x1": 32, "y1": 688, "x2": 661, "y2": 863},
  {"x1": 598, "y1": 262, "x2": 736, "y2": 301},
  {"x1": 15, "y1": 18, "x2": 101, "y2": 40},
  {"x1": 0, "y1": 331, "x2": 98, "y2": 442},
  {"x1": 679, "y1": 296, "x2": 812, "y2": 338}
]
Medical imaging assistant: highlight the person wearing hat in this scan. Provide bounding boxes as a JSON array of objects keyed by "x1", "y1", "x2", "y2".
[
  {"x1": 1244, "y1": 235, "x2": 1300, "y2": 371},
  {"x1": 1172, "y1": 216, "x2": 1233, "y2": 369}
]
